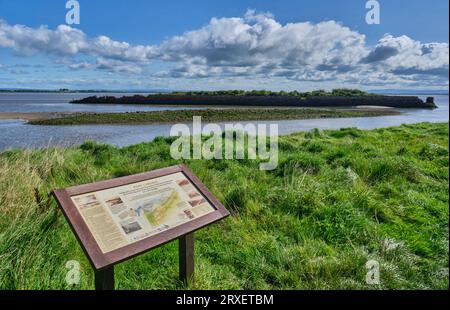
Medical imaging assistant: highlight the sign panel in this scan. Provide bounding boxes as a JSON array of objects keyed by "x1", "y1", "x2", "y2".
[
  {"x1": 71, "y1": 172, "x2": 216, "y2": 254},
  {"x1": 53, "y1": 165, "x2": 229, "y2": 270}
]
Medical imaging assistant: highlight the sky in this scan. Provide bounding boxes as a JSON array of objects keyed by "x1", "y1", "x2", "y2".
[{"x1": 0, "y1": 0, "x2": 448, "y2": 91}]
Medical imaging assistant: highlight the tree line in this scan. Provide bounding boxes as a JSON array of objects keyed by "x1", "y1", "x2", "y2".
[{"x1": 170, "y1": 88, "x2": 376, "y2": 98}]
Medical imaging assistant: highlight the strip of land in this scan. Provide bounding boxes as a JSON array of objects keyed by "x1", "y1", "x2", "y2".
[
  {"x1": 0, "y1": 112, "x2": 74, "y2": 121},
  {"x1": 26, "y1": 108, "x2": 400, "y2": 125}
]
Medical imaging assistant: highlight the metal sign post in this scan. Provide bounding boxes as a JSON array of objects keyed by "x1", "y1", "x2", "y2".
[
  {"x1": 179, "y1": 233, "x2": 195, "y2": 284},
  {"x1": 95, "y1": 267, "x2": 115, "y2": 290}
]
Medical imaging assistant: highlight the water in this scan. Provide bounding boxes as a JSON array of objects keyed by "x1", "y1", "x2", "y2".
[
  {"x1": 0, "y1": 93, "x2": 448, "y2": 151},
  {"x1": 0, "y1": 92, "x2": 201, "y2": 113}
]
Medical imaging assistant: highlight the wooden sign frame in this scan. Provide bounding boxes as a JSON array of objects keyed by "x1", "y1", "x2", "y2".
[{"x1": 52, "y1": 164, "x2": 229, "y2": 289}]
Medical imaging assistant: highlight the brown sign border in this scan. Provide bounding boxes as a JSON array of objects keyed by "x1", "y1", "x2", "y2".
[{"x1": 52, "y1": 164, "x2": 229, "y2": 271}]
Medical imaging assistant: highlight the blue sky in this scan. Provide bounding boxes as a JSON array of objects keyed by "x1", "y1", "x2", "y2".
[{"x1": 0, "y1": 0, "x2": 448, "y2": 90}]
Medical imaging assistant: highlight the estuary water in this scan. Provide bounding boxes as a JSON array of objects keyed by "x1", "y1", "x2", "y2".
[{"x1": 0, "y1": 93, "x2": 448, "y2": 151}]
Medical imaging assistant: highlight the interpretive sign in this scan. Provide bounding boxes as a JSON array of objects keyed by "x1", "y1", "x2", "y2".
[{"x1": 52, "y1": 164, "x2": 229, "y2": 289}]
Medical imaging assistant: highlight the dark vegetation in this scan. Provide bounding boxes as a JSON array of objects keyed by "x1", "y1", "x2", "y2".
[{"x1": 170, "y1": 88, "x2": 375, "y2": 97}]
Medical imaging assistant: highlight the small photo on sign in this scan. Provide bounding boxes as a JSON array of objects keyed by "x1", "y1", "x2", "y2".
[
  {"x1": 105, "y1": 196, "x2": 126, "y2": 214},
  {"x1": 73, "y1": 194, "x2": 98, "y2": 208},
  {"x1": 120, "y1": 220, "x2": 142, "y2": 234},
  {"x1": 106, "y1": 197, "x2": 123, "y2": 206},
  {"x1": 177, "y1": 179, "x2": 190, "y2": 187},
  {"x1": 183, "y1": 209, "x2": 195, "y2": 219},
  {"x1": 189, "y1": 198, "x2": 206, "y2": 208},
  {"x1": 188, "y1": 191, "x2": 200, "y2": 199}
]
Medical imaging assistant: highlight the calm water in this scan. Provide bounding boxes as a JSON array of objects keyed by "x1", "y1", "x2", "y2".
[
  {"x1": 0, "y1": 92, "x2": 201, "y2": 113},
  {"x1": 0, "y1": 93, "x2": 448, "y2": 151}
]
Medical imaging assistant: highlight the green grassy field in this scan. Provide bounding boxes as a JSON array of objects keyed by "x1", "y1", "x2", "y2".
[
  {"x1": 28, "y1": 108, "x2": 399, "y2": 125},
  {"x1": 0, "y1": 122, "x2": 448, "y2": 289}
]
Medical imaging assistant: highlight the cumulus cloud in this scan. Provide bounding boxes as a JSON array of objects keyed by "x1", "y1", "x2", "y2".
[
  {"x1": 159, "y1": 11, "x2": 368, "y2": 79},
  {"x1": 0, "y1": 19, "x2": 156, "y2": 72},
  {"x1": 0, "y1": 10, "x2": 448, "y2": 87},
  {"x1": 0, "y1": 20, "x2": 88, "y2": 56},
  {"x1": 155, "y1": 10, "x2": 448, "y2": 86},
  {"x1": 363, "y1": 47, "x2": 399, "y2": 63},
  {"x1": 90, "y1": 36, "x2": 157, "y2": 62},
  {"x1": 162, "y1": 11, "x2": 366, "y2": 68},
  {"x1": 364, "y1": 35, "x2": 449, "y2": 77}
]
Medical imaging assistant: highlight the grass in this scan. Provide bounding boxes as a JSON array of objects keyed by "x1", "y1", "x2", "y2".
[
  {"x1": 0, "y1": 122, "x2": 448, "y2": 290},
  {"x1": 28, "y1": 108, "x2": 399, "y2": 125}
]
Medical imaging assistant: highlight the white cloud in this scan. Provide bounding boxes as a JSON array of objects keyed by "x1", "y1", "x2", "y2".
[
  {"x1": 0, "y1": 20, "x2": 88, "y2": 56},
  {"x1": 364, "y1": 34, "x2": 449, "y2": 77},
  {"x1": 160, "y1": 11, "x2": 367, "y2": 75},
  {"x1": 0, "y1": 10, "x2": 448, "y2": 88},
  {"x1": 90, "y1": 36, "x2": 157, "y2": 62},
  {"x1": 155, "y1": 10, "x2": 448, "y2": 87},
  {"x1": 0, "y1": 19, "x2": 156, "y2": 71},
  {"x1": 68, "y1": 61, "x2": 92, "y2": 70}
]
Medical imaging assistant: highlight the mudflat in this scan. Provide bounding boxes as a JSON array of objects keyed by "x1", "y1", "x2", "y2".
[{"x1": 0, "y1": 112, "x2": 76, "y2": 121}]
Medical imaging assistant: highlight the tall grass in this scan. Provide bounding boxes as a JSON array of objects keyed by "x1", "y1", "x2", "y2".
[{"x1": 0, "y1": 122, "x2": 448, "y2": 289}]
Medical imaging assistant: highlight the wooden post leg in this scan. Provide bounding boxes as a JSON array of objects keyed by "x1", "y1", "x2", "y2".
[
  {"x1": 179, "y1": 233, "x2": 194, "y2": 284},
  {"x1": 95, "y1": 267, "x2": 115, "y2": 290}
]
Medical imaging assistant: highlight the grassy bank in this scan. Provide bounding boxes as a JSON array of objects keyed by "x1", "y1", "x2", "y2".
[
  {"x1": 0, "y1": 122, "x2": 448, "y2": 289},
  {"x1": 29, "y1": 108, "x2": 399, "y2": 125}
]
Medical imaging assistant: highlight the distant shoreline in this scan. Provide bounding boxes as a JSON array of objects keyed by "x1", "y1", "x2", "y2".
[
  {"x1": 0, "y1": 89, "x2": 448, "y2": 95},
  {"x1": 0, "y1": 90, "x2": 161, "y2": 94}
]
